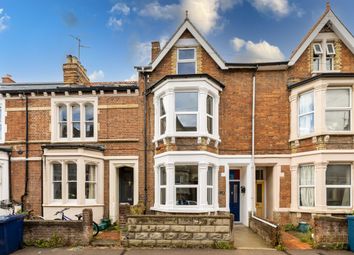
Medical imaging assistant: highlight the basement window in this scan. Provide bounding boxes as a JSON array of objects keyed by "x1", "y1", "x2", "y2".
[{"x1": 177, "y1": 48, "x2": 196, "y2": 75}]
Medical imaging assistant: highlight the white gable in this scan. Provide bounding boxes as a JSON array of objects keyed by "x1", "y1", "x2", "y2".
[
  {"x1": 289, "y1": 10, "x2": 354, "y2": 66},
  {"x1": 151, "y1": 19, "x2": 227, "y2": 71}
]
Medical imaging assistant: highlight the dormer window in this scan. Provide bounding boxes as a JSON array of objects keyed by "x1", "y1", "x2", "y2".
[
  {"x1": 312, "y1": 42, "x2": 336, "y2": 72},
  {"x1": 177, "y1": 48, "x2": 196, "y2": 75}
]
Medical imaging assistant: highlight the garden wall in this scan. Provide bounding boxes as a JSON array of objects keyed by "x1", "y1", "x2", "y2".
[
  {"x1": 249, "y1": 216, "x2": 280, "y2": 247},
  {"x1": 23, "y1": 209, "x2": 93, "y2": 247},
  {"x1": 313, "y1": 215, "x2": 347, "y2": 249},
  {"x1": 123, "y1": 214, "x2": 233, "y2": 248}
]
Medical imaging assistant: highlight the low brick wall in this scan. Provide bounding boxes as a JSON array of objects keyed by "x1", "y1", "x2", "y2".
[
  {"x1": 24, "y1": 209, "x2": 93, "y2": 247},
  {"x1": 313, "y1": 215, "x2": 348, "y2": 249},
  {"x1": 124, "y1": 214, "x2": 233, "y2": 248},
  {"x1": 249, "y1": 216, "x2": 280, "y2": 247}
]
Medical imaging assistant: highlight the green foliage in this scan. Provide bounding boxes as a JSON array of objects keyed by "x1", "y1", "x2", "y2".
[
  {"x1": 25, "y1": 233, "x2": 64, "y2": 248},
  {"x1": 213, "y1": 241, "x2": 233, "y2": 249},
  {"x1": 284, "y1": 223, "x2": 297, "y2": 232},
  {"x1": 129, "y1": 202, "x2": 145, "y2": 215},
  {"x1": 275, "y1": 244, "x2": 286, "y2": 251}
]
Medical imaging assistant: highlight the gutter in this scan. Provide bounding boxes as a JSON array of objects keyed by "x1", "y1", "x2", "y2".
[
  {"x1": 20, "y1": 94, "x2": 29, "y2": 211},
  {"x1": 251, "y1": 66, "x2": 258, "y2": 218}
]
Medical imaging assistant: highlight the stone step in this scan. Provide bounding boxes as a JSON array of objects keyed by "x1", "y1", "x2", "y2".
[{"x1": 91, "y1": 239, "x2": 120, "y2": 247}]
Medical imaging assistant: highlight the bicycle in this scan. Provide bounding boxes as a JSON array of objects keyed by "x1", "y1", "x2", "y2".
[{"x1": 54, "y1": 207, "x2": 100, "y2": 236}]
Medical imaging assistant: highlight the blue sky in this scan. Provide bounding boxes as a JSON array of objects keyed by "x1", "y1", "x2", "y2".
[{"x1": 0, "y1": 0, "x2": 353, "y2": 82}]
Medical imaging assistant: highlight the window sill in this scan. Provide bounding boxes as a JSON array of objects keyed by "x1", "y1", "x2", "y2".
[
  {"x1": 44, "y1": 203, "x2": 104, "y2": 207},
  {"x1": 290, "y1": 131, "x2": 354, "y2": 142},
  {"x1": 153, "y1": 133, "x2": 221, "y2": 144},
  {"x1": 51, "y1": 138, "x2": 98, "y2": 143},
  {"x1": 311, "y1": 70, "x2": 341, "y2": 75},
  {"x1": 290, "y1": 207, "x2": 353, "y2": 214}
]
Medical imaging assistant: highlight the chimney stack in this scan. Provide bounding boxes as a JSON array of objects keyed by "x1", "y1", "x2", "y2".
[
  {"x1": 1, "y1": 74, "x2": 15, "y2": 84},
  {"x1": 151, "y1": 41, "x2": 161, "y2": 62},
  {"x1": 63, "y1": 55, "x2": 90, "y2": 85}
]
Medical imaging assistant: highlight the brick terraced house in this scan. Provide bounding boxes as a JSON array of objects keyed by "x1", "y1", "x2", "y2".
[{"x1": 1, "y1": 3, "x2": 354, "y2": 227}]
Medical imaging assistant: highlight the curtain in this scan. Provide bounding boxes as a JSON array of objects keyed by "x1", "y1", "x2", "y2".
[{"x1": 299, "y1": 165, "x2": 315, "y2": 207}]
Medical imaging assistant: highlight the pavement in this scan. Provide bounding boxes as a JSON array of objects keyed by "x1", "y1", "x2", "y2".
[
  {"x1": 233, "y1": 224, "x2": 272, "y2": 249},
  {"x1": 12, "y1": 247, "x2": 354, "y2": 255}
]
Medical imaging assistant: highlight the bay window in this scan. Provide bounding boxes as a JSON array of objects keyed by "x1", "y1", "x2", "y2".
[
  {"x1": 67, "y1": 163, "x2": 77, "y2": 200},
  {"x1": 207, "y1": 166, "x2": 213, "y2": 205},
  {"x1": 207, "y1": 95, "x2": 214, "y2": 134},
  {"x1": 160, "y1": 166, "x2": 166, "y2": 205},
  {"x1": 299, "y1": 165, "x2": 315, "y2": 207},
  {"x1": 326, "y1": 164, "x2": 351, "y2": 207},
  {"x1": 52, "y1": 163, "x2": 62, "y2": 200},
  {"x1": 175, "y1": 165, "x2": 198, "y2": 205},
  {"x1": 326, "y1": 88, "x2": 351, "y2": 131},
  {"x1": 159, "y1": 97, "x2": 167, "y2": 135},
  {"x1": 52, "y1": 98, "x2": 97, "y2": 142},
  {"x1": 298, "y1": 91, "x2": 314, "y2": 136},
  {"x1": 85, "y1": 164, "x2": 96, "y2": 200},
  {"x1": 175, "y1": 92, "x2": 198, "y2": 132},
  {"x1": 177, "y1": 48, "x2": 196, "y2": 75}
]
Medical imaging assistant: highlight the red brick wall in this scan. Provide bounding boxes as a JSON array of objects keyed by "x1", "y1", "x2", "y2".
[{"x1": 279, "y1": 165, "x2": 291, "y2": 208}]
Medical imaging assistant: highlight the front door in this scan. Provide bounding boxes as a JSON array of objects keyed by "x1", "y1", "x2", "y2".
[
  {"x1": 119, "y1": 167, "x2": 134, "y2": 205},
  {"x1": 229, "y1": 181, "x2": 240, "y2": 222},
  {"x1": 255, "y1": 180, "x2": 265, "y2": 218}
]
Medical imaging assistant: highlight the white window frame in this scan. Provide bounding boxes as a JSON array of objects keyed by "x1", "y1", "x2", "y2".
[
  {"x1": 298, "y1": 90, "x2": 314, "y2": 137},
  {"x1": 325, "y1": 87, "x2": 352, "y2": 132},
  {"x1": 207, "y1": 166, "x2": 214, "y2": 205},
  {"x1": 67, "y1": 162, "x2": 78, "y2": 201},
  {"x1": 298, "y1": 164, "x2": 315, "y2": 208},
  {"x1": 52, "y1": 162, "x2": 63, "y2": 201},
  {"x1": 175, "y1": 91, "x2": 199, "y2": 134},
  {"x1": 0, "y1": 99, "x2": 6, "y2": 144},
  {"x1": 159, "y1": 97, "x2": 167, "y2": 135},
  {"x1": 159, "y1": 166, "x2": 167, "y2": 205},
  {"x1": 85, "y1": 163, "x2": 97, "y2": 202},
  {"x1": 206, "y1": 95, "x2": 214, "y2": 135},
  {"x1": 326, "y1": 43, "x2": 336, "y2": 55},
  {"x1": 51, "y1": 97, "x2": 98, "y2": 142},
  {"x1": 174, "y1": 164, "x2": 199, "y2": 207},
  {"x1": 313, "y1": 43, "x2": 323, "y2": 55},
  {"x1": 326, "y1": 163, "x2": 352, "y2": 208},
  {"x1": 176, "y1": 48, "x2": 197, "y2": 75}
]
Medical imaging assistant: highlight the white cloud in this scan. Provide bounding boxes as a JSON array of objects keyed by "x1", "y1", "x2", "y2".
[
  {"x1": 89, "y1": 70, "x2": 105, "y2": 81},
  {"x1": 107, "y1": 17, "x2": 123, "y2": 30},
  {"x1": 138, "y1": 1, "x2": 180, "y2": 20},
  {"x1": 231, "y1": 37, "x2": 285, "y2": 62},
  {"x1": 0, "y1": 8, "x2": 10, "y2": 32},
  {"x1": 231, "y1": 37, "x2": 246, "y2": 51},
  {"x1": 135, "y1": 41, "x2": 151, "y2": 65},
  {"x1": 125, "y1": 73, "x2": 138, "y2": 81},
  {"x1": 110, "y1": 3, "x2": 130, "y2": 15},
  {"x1": 248, "y1": 0, "x2": 290, "y2": 17},
  {"x1": 219, "y1": 0, "x2": 243, "y2": 11}
]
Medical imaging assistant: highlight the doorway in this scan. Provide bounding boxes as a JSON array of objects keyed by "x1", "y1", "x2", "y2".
[
  {"x1": 229, "y1": 169, "x2": 241, "y2": 222},
  {"x1": 255, "y1": 169, "x2": 265, "y2": 218},
  {"x1": 119, "y1": 166, "x2": 134, "y2": 205}
]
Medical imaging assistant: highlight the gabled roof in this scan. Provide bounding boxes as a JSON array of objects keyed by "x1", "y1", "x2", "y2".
[
  {"x1": 289, "y1": 4, "x2": 354, "y2": 66},
  {"x1": 149, "y1": 17, "x2": 227, "y2": 71}
]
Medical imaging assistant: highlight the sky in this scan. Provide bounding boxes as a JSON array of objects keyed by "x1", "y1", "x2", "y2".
[{"x1": 0, "y1": 0, "x2": 353, "y2": 83}]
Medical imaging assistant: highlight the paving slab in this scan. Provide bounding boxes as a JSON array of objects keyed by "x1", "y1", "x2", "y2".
[{"x1": 233, "y1": 224, "x2": 272, "y2": 249}]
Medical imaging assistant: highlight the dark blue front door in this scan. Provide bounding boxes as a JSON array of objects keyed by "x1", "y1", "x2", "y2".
[{"x1": 229, "y1": 181, "x2": 240, "y2": 221}]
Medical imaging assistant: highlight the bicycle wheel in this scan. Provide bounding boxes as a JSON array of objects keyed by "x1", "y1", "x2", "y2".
[{"x1": 92, "y1": 221, "x2": 99, "y2": 236}]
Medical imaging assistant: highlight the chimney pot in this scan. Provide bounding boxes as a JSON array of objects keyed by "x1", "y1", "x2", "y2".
[
  {"x1": 2, "y1": 74, "x2": 15, "y2": 84},
  {"x1": 151, "y1": 41, "x2": 161, "y2": 62}
]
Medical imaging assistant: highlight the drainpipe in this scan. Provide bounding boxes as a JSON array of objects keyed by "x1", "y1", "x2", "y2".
[
  {"x1": 8, "y1": 150, "x2": 12, "y2": 202},
  {"x1": 251, "y1": 66, "x2": 258, "y2": 217},
  {"x1": 41, "y1": 147, "x2": 44, "y2": 216},
  {"x1": 143, "y1": 70, "x2": 148, "y2": 211},
  {"x1": 20, "y1": 94, "x2": 29, "y2": 212}
]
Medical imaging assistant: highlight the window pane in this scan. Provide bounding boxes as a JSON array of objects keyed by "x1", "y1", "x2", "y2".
[
  {"x1": 160, "y1": 188, "x2": 166, "y2": 205},
  {"x1": 207, "y1": 116, "x2": 213, "y2": 134},
  {"x1": 207, "y1": 95, "x2": 213, "y2": 115},
  {"x1": 178, "y1": 49, "x2": 195, "y2": 60},
  {"x1": 326, "y1": 89, "x2": 350, "y2": 108},
  {"x1": 326, "y1": 110, "x2": 350, "y2": 131},
  {"x1": 85, "y1": 104, "x2": 94, "y2": 121},
  {"x1": 178, "y1": 62, "x2": 196, "y2": 75},
  {"x1": 85, "y1": 183, "x2": 95, "y2": 199},
  {"x1": 73, "y1": 122, "x2": 81, "y2": 137},
  {"x1": 175, "y1": 92, "x2": 198, "y2": 112},
  {"x1": 68, "y1": 182, "x2": 77, "y2": 199},
  {"x1": 160, "y1": 166, "x2": 166, "y2": 185},
  {"x1": 299, "y1": 92, "x2": 314, "y2": 115},
  {"x1": 299, "y1": 114, "x2": 314, "y2": 136},
  {"x1": 160, "y1": 117, "x2": 166, "y2": 135},
  {"x1": 176, "y1": 188, "x2": 197, "y2": 205},
  {"x1": 326, "y1": 165, "x2": 351, "y2": 185},
  {"x1": 60, "y1": 123, "x2": 67, "y2": 138},
  {"x1": 299, "y1": 165, "x2": 314, "y2": 185},
  {"x1": 59, "y1": 105, "x2": 67, "y2": 121},
  {"x1": 327, "y1": 188, "x2": 350, "y2": 206},
  {"x1": 85, "y1": 123, "x2": 94, "y2": 137},
  {"x1": 68, "y1": 164, "x2": 77, "y2": 181},
  {"x1": 160, "y1": 97, "x2": 166, "y2": 116},
  {"x1": 72, "y1": 104, "x2": 80, "y2": 121},
  {"x1": 176, "y1": 114, "x2": 197, "y2": 132},
  {"x1": 207, "y1": 167, "x2": 213, "y2": 186},
  {"x1": 175, "y1": 165, "x2": 198, "y2": 185},
  {"x1": 313, "y1": 58, "x2": 320, "y2": 71},
  {"x1": 207, "y1": 188, "x2": 212, "y2": 205},
  {"x1": 53, "y1": 183, "x2": 62, "y2": 199},
  {"x1": 85, "y1": 165, "x2": 96, "y2": 182},
  {"x1": 53, "y1": 164, "x2": 62, "y2": 181},
  {"x1": 326, "y1": 57, "x2": 333, "y2": 71},
  {"x1": 256, "y1": 184, "x2": 263, "y2": 203},
  {"x1": 300, "y1": 187, "x2": 315, "y2": 207}
]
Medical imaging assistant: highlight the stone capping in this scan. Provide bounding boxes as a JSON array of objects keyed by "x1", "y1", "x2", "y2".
[
  {"x1": 124, "y1": 214, "x2": 233, "y2": 248},
  {"x1": 249, "y1": 215, "x2": 280, "y2": 247},
  {"x1": 23, "y1": 208, "x2": 93, "y2": 247},
  {"x1": 313, "y1": 215, "x2": 348, "y2": 249}
]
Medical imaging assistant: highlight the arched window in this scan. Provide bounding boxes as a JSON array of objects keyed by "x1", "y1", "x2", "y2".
[
  {"x1": 85, "y1": 103, "x2": 94, "y2": 138},
  {"x1": 58, "y1": 105, "x2": 67, "y2": 138},
  {"x1": 71, "y1": 104, "x2": 81, "y2": 138}
]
